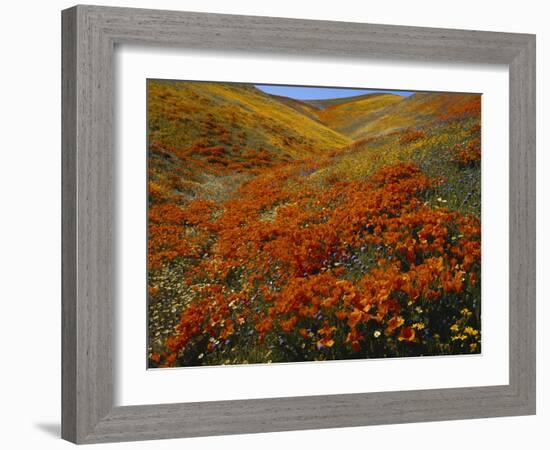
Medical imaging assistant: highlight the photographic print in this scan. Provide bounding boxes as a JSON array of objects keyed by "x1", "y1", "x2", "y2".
[{"x1": 147, "y1": 80, "x2": 481, "y2": 368}]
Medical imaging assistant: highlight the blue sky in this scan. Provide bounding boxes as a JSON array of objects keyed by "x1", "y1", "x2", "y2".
[{"x1": 255, "y1": 85, "x2": 414, "y2": 100}]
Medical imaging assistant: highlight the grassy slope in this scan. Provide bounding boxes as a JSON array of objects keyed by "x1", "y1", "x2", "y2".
[
  {"x1": 351, "y1": 92, "x2": 481, "y2": 139},
  {"x1": 303, "y1": 92, "x2": 390, "y2": 109},
  {"x1": 147, "y1": 80, "x2": 351, "y2": 201},
  {"x1": 148, "y1": 80, "x2": 349, "y2": 160},
  {"x1": 267, "y1": 94, "x2": 323, "y2": 122},
  {"x1": 270, "y1": 91, "x2": 481, "y2": 217},
  {"x1": 314, "y1": 93, "x2": 404, "y2": 136},
  {"x1": 303, "y1": 115, "x2": 481, "y2": 216},
  {"x1": 147, "y1": 84, "x2": 482, "y2": 366}
]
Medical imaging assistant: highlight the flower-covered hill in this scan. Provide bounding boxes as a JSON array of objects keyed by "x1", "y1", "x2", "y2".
[
  {"x1": 305, "y1": 107, "x2": 482, "y2": 216},
  {"x1": 350, "y1": 92, "x2": 481, "y2": 140},
  {"x1": 312, "y1": 93, "x2": 405, "y2": 136},
  {"x1": 264, "y1": 94, "x2": 323, "y2": 122},
  {"x1": 147, "y1": 83, "x2": 482, "y2": 368},
  {"x1": 148, "y1": 80, "x2": 351, "y2": 201}
]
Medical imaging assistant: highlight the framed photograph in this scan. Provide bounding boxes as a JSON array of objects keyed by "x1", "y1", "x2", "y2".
[{"x1": 62, "y1": 5, "x2": 536, "y2": 444}]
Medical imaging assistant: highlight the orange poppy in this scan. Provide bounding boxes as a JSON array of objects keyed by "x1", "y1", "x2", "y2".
[
  {"x1": 398, "y1": 326, "x2": 416, "y2": 342},
  {"x1": 385, "y1": 315, "x2": 405, "y2": 336}
]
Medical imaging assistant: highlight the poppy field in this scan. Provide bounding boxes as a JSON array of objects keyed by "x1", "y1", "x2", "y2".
[{"x1": 147, "y1": 80, "x2": 482, "y2": 368}]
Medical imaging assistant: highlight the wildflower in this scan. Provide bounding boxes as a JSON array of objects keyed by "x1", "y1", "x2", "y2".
[
  {"x1": 335, "y1": 310, "x2": 347, "y2": 320},
  {"x1": 398, "y1": 326, "x2": 416, "y2": 342},
  {"x1": 318, "y1": 323, "x2": 337, "y2": 336},
  {"x1": 280, "y1": 316, "x2": 298, "y2": 332},
  {"x1": 385, "y1": 315, "x2": 405, "y2": 336},
  {"x1": 255, "y1": 318, "x2": 273, "y2": 334},
  {"x1": 154, "y1": 155, "x2": 481, "y2": 366},
  {"x1": 317, "y1": 337, "x2": 335, "y2": 349},
  {"x1": 219, "y1": 320, "x2": 234, "y2": 339},
  {"x1": 348, "y1": 310, "x2": 363, "y2": 328}
]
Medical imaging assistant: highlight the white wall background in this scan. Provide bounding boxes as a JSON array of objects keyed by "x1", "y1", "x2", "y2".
[{"x1": 0, "y1": 0, "x2": 546, "y2": 448}]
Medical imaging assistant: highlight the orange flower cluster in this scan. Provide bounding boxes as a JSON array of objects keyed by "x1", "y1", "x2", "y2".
[
  {"x1": 451, "y1": 139, "x2": 481, "y2": 167},
  {"x1": 438, "y1": 96, "x2": 481, "y2": 122},
  {"x1": 155, "y1": 161, "x2": 481, "y2": 366},
  {"x1": 148, "y1": 200, "x2": 216, "y2": 269},
  {"x1": 399, "y1": 128, "x2": 426, "y2": 144}
]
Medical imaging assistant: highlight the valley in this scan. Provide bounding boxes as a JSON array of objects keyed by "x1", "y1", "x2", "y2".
[{"x1": 146, "y1": 80, "x2": 482, "y2": 367}]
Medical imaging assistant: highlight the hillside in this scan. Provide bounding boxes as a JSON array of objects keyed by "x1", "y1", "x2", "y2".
[
  {"x1": 314, "y1": 93, "x2": 404, "y2": 136},
  {"x1": 303, "y1": 92, "x2": 388, "y2": 109},
  {"x1": 147, "y1": 81, "x2": 482, "y2": 368},
  {"x1": 350, "y1": 92, "x2": 481, "y2": 139},
  {"x1": 147, "y1": 80, "x2": 351, "y2": 201},
  {"x1": 267, "y1": 94, "x2": 322, "y2": 122},
  {"x1": 296, "y1": 92, "x2": 482, "y2": 216}
]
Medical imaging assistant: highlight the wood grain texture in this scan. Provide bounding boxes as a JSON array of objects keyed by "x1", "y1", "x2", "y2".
[
  {"x1": 61, "y1": 4, "x2": 536, "y2": 444},
  {"x1": 508, "y1": 36, "x2": 536, "y2": 409},
  {"x1": 61, "y1": 7, "x2": 77, "y2": 443}
]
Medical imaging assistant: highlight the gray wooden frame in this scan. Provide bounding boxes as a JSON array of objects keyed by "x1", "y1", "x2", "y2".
[{"x1": 61, "y1": 4, "x2": 536, "y2": 444}]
